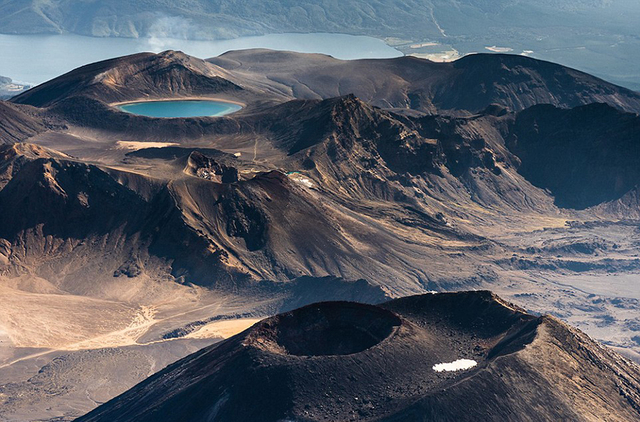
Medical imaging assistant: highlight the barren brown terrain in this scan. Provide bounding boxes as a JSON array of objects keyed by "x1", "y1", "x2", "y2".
[{"x1": 0, "y1": 49, "x2": 639, "y2": 420}]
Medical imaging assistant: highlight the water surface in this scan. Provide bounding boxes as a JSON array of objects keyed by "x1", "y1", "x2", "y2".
[{"x1": 117, "y1": 100, "x2": 242, "y2": 118}]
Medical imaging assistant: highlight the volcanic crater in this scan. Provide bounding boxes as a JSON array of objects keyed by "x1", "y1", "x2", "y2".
[
  {"x1": 247, "y1": 302, "x2": 402, "y2": 356},
  {"x1": 80, "y1": 292, "x2": 627, "y2": 422},
  {"x1": 3, "y1": 49, "x2": 640, "y2": 422}
]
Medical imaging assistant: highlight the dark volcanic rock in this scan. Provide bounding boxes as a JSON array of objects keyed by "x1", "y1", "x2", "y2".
[
  {"x1": 5, "y1": 48, "x2": 640, "y2": 422},
  {"x1": 12, "y1": 49, "x2": 640, "y2": 121},
  {"x1": 0, "y1": 144, "x2": 258, "y2": 287},
  {"x1": 186, "y1": 151, "x2": 239, "y2": 183},
  {"x1": 261, "y1": 95, "x2": 503, "y2": 180},
  {"x1": 0, "y1": 144, "x2": 148, "y2": 239},
  {"x1": 219, "y1": 182, "x2": 269, "y2": 251},
  {"x1": 435, "y1": 54, "x2": 640, "y2": 113},
  {"x1": 75, "y1": 291, "x2": 640, "y2": 422}
]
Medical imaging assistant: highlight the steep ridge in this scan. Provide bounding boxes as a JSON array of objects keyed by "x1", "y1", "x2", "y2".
[
  {"x1": 75, "y1": 291, "x2": 640, "y2": 422},
  {"x1": 506, "y1": 102, "x2": 640, "y2": 209},
  {"x1": 0, "y1": 144, "x2": 252, "y2": 294},
  {"x1": 3, "y1": 88, "x2": 639, "y2": 295},
  {"x1": 0, "y1": 102, "x2": 50, "y2": 144},
  {"x1": 0, "y1": 139, "x2": 470, "y2": 294},
  {"x1": 5, "y1": 89, "x2": 631, "y2": 294},
  {"x1": 249, "y1": 95, "x2": 554, "y2": 215}
]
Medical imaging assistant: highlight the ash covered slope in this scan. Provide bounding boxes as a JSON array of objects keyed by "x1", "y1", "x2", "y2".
[
  {"x1": 76, "y1": 291, "x2": 640, "y2": 422},
  {"x1": 11, "y1": 49, "x2": 640, "y2": 116},
  {"x1": 0, "y1": 132, "x2": 467, "y2": 293},
  {"x1": 0, "y1": 102, "x2": 50, "y2": 144},
  {"x1": 209, "y1": 49, "x2": 640, "y2": 114},
  {"x1": 10, "y1": 50, "x2": 248, "y2": 108},
  {"x1": 2, "y1": 49, "x2": 640, "y2": 421},
  {"x1": 4, "y1": 49, "x2": 640, "y2": 292},
  {"x1": 3, "y1": 50, "x2": 640, "y2": 293}
]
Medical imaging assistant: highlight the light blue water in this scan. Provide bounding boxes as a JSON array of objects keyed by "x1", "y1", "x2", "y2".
[
  {"x1": 0, "y1": 33, "x2": 401, "y2": 85},
  {"x1": 117, "y1": 100, "x2": 242, "y2": 118}
]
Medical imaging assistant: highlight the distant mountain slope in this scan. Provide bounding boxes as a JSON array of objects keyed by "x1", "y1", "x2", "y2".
[
  {"x1": 0, "y1": 0, "x2": 617, "y2": 39},
  {"x1": 76, "y1": 291, "x2": 640, "y2": 422},
  {"x1": 13, "y1": 49, "x2": 640, "y2": 116},
  {"x1": 0, "y1": 77, "x2": 29, "y2": 100},
  {"x1": 441, "y1": 53, "x2": 640, "y2": 113}
]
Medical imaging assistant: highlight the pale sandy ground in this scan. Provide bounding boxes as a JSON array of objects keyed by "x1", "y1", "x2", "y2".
[
  {"x1": 185, "y1": 319, "x2": 262, "y2": 339},
  {"x1": 0, "y1": 278, "x2": 272, "y2": 372},
  {"x1": 0, "y1": 285, "x2": 137, "y2": 351},
  {"x1": 490, "y1": 270, "x2": 640, "y2": 364},
  {"x1": 115, "y1": 141, "x2": 179, "y2": 150},
  {"x1": 0, "y1": 269, "x2": 272, "y2": 421},
  {"x1": 1, "y1": 269, "x2": 638, "y2": 421},
  {"x1": 554, "y1": 274, "x2": 640, "y2": 300},
  {"x1": 409, "y1": 42, "x2": 440, "y2": 48}
]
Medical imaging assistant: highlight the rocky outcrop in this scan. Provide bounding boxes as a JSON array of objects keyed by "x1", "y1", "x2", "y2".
[{"x1": 185, "y1": 151, "x2": 239, "y2": 183}]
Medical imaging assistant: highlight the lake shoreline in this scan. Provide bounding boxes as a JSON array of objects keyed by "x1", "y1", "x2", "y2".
[
  {"x1": 111, "y1": 97, "x2": 246, "y2": 108},
  {"x1": 116, "y1": 99, "x2": 243, "y2": 118}
]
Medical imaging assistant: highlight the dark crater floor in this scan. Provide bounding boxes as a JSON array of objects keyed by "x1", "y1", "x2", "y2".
[{"x1": 252, "y1": 302, "x2": 402, "y2": 356}]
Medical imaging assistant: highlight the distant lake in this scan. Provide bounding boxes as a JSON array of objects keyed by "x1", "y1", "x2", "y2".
[
  {"x1": 118, "y1": 100, "x2": 242, "y2": 118},
  {"x1": 0, "y1": 33, "x2": 401, "y2": 85}
]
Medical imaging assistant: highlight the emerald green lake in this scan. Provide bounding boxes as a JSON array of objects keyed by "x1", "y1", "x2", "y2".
[{"x1": 117, "y1": 100, "x2": 242, "y2": 118}]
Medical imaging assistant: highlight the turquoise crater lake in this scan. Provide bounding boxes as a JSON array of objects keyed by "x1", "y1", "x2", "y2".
[{"x1": 117, "y1": 100, "x2": 242, "y2": 118}]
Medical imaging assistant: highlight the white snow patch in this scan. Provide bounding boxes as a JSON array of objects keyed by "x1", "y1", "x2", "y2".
[
  {"x1": 288, "y1": 173, "x2": 315, "y2": 188},
  {"x1": 297, "y1": 177, "x2": 314, "y2": 188},
  {"x1": 432, "y1": 359, "x2": 477, "y2": 372}
]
